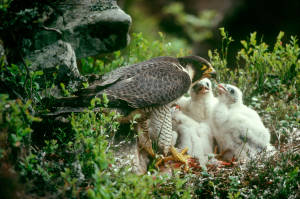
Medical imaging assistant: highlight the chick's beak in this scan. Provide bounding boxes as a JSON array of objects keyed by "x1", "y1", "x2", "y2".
[
  {"x1": 217, "y1": 84, "x2": 227, "y2": 94},
  {"x1": 192, "y1": 84, "x2": 203, "y2": 94},
  {"x1": 192, "y1": 83, "x2": 209, "y2": 94}
]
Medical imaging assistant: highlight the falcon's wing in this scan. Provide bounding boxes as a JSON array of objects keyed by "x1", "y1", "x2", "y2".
[
  {"x1": 100, "y1": 56, "x2": 180, "y2": 86},
  {"x1": 99, "y1": 65, "x2": 191, "y2": 109},
  {"x1": 77, "y1": 56, "x2": 180, "y2": 96}
]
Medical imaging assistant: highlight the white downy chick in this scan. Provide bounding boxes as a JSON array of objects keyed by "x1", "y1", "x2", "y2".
[
  {"x1": 211, "y1": 83, "x2": 274, "y2": 161},
  {"x1": 172, "y1": 108, "x2": 213, "y2": 167},
  {"x1": 177, "y1": 78, "x2": 218, "y2": 123},
  {"x1": 171, "y1": 78, "x2": 218, "y2": 167}
]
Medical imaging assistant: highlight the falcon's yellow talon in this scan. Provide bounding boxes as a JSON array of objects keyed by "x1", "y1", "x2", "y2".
[
  {"x1": 153, "y1": 146, "x2": 190, "y2": 171},
  {"x1": 170, "y1": 146, "x2": 190, "y2": 163},
  {"x1": 169, "y1": 146, "x2": 190, "y2": 171},
  {"x1": 143, "y1": 146, "x2": 155, "y2": 158},
  {"x1": 155, "y1": 157, "x2": 164, "y2": 169},
  {"x1": 179, "y1": 147, "x2": 188, "y2": 156}
]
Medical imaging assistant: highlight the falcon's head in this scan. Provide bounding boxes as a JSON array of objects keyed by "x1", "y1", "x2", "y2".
[
  {"x1": 191, "y1": 78, "x2": 213, "y2": 97},
  {"x1": 217, "y1": 83, "x2": 243, "y2": 105},
  {"x1": 178, "y1": 56, "x2": 216, "y2": 83}
]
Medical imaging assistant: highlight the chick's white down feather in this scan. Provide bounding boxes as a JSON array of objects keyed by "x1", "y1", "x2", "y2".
[
  {"x1": 172, "y1": 78, "x2": 217, "y2": 166},
  {"x1": 211, "y1": 84, "x2": 274, "y2": 161},
  {"x1": 172, "y1": 109, "x2": 213, "y2": 167},
  {"x1": 177, "y1": 78, "x2": 218, "y2": 123}
]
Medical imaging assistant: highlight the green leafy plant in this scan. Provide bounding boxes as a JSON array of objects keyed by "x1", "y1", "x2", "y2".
[
  {"x1": 163, "y1": 2, "x2": 217, "y2": 42},
  {"x1": 0, "y1": 94, "x2": 41, "y2": 159},
  {"x1": 237, "y1": 31, "x2": 300, "y2": 92},
  {"x1": 0, "y1": 62, "x2": 45, "y2": 103},
  {"x1": 0, "y1": 0, "x2": 13, "y2": 12}
]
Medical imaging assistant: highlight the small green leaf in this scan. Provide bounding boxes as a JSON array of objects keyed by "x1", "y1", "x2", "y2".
[
  {"x1": 250, "y1": 32, "x2": 257, "y2": 46},
  {"x1": 219, "y1": 27, "x2": 226, "y2": 38},
  {"x1": 241, "y1": 40, "x2": 248, "y2": 49},
  {"x1": 34, "y1": 70, "x2": 44, "y2": 76}
]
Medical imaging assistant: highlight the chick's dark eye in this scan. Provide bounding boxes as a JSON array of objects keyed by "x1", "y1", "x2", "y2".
[
  {"x1": 230, "y1": 89, "x2": 235, "y2": 94},
  {"x1": 206, "y1": 82, "x2": 209, "y2": 87}
]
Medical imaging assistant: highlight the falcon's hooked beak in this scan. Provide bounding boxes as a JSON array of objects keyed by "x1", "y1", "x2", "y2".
[{"x1": 202, "y1": 64, "x2": 216, "y2": 79}]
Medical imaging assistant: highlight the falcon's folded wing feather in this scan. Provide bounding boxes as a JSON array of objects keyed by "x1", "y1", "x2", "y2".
[{"x1": 98, "y1": 65, "x2": 191, "y2": 108}]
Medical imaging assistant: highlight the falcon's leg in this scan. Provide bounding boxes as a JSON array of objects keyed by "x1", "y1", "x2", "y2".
[
  {"x1": 137, "y1": 120, "x2": 155, "y2": 157},
  {"x1": 148, "y1": 105, "x2": 190, "y2": 170},
  {"x1": 148, "y1": 105, "x2": 173, "y2": 155}
]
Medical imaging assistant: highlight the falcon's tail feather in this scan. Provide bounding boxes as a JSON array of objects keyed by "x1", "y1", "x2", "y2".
[{"x1": 41, "y1": 94, "x2": 134, "y2": 117}]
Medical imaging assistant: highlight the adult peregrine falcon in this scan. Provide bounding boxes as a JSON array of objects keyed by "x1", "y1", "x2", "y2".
[{"x1": 52, "y1": 55, "x2": 216, "y2": 165}]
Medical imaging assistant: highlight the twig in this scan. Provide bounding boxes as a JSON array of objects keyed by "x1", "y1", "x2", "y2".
[
  {"x1": 20, "y1": 54, "x2": 33, "y2": 100},
  {"x1": 42, "y1": 26, "x2": 63, "y2": 36},
  {"x1": 10, "y1": 31, "x2": 32, "y2": 99}
]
